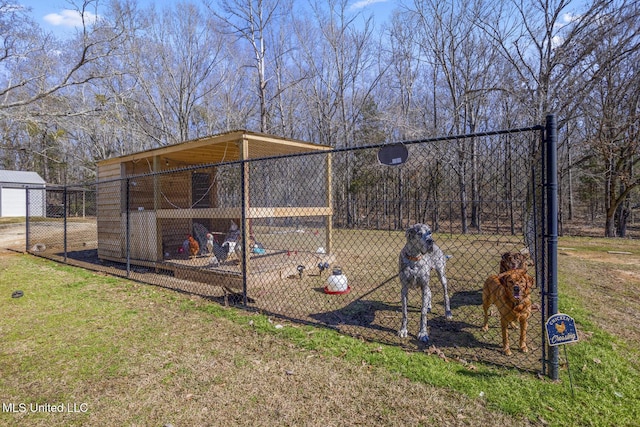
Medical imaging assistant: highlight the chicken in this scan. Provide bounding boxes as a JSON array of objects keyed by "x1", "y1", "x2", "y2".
[
  {"x1": 212, "y1": 240, "x2": 231, "y2": 263},
  {"x1": 233, "y1": 236, "x2": 256, "y2": 262},
  {"x1": 203, "y1": 236, "x2": 232, "y2": 264},
  {"x1": 205, "y1": 233, "x2": 214, "y2": 254},
  {"x1": 555, "y1": 321, "x2": 566, "y2": 334},
  {"x1": 187, "y1": 235, "x2": 199, "y2": 259},
  {"x1": 192, "y1": 222, "x2": 210, "y2": 256}
]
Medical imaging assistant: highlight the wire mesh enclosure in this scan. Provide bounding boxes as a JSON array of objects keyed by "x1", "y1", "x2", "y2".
[
  {"x1": 26, "y1": 185, "x2": 97, "y2": 259},
  {"x1": 26, "y1": 125, "x2": 554, "y2": 373}
]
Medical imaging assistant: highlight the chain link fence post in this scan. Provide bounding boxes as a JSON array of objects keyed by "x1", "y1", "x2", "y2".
[
  {"x1": 126, "y1": 178, "x2": 131, "y2": 278},
  {"x1": 25, "y1": 186, "x2": 30, "y2": 252},
  {"x1": 63, "y1": 185, "x2": 68, "y2": 262},
  {"x1": 545, "y1": 113, "x2": 559, "y2": 380}
]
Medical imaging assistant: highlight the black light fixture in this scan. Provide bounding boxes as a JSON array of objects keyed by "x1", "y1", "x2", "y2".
[{"x1": 377, "y1": 143, "x2": 409, "y2": 166}]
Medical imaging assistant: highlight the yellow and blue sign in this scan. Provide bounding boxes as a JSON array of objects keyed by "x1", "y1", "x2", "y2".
[{"x1": 546, "y1": 313, "x2": 579, "y2": 346}]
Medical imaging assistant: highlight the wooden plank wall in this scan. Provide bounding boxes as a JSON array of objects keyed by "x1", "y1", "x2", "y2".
[
  {"x1": 128, "y1": 174, "x2": 155, "y2": 211},
  {"x1": 160, "y1": 218, "x2": 192, "y2": 257},
  {"x1": 159, "y1": 171, "x2": 191, "y2": 209},
  {"x1": 97, "y1": 163, "x2": 123, "y2": 259}
]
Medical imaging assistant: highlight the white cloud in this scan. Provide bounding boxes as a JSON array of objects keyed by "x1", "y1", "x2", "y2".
[
  {"x1": 562, "y1": 12, "x2": 581, "y2": 24},
  {"x1": 43, "y1": 9, "x2": 99, "y2": 27},
  {"x1": 350, "y1": 0, "x2": 388, "y2": 11},
  {"x1": 551, "y1": 35, "x2": 564, "y2": 48}
]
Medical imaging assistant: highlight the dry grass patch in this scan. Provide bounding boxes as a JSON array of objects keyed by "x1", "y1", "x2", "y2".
[
  {"x1": 558, "y1": 237, "x2": 640, "y2": 348},
  {"x1": 0, "y1": 254, "x2": 533, "y2": 427}
]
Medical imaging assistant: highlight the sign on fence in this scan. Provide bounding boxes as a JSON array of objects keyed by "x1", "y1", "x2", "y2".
[
  {"x1": 377, "y1": 143, "x2": 409, "y2": 166},
  {"x1": 546, "y1": 313, "x2": 579, "y2": 346}
]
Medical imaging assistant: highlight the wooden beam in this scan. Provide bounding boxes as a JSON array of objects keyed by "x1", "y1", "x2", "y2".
[
  {"x1": 240, "y1": 135, "x2": 250, "y2": 276},
  {"x1": 96, "y1": 130, "x2": 333, "y2": 168},
  {"x1": 154, "y1": 206, "x2": 331, "y2": 219},
  {"x1": 156, "y1": 207, "x2": 243, "y2": 219},
  {"x1": 96, "y1": 131, "x2": 247, "y2": 167},
  {"x1": 247, "y1": 207, "x2": 333, "y2": 218}
]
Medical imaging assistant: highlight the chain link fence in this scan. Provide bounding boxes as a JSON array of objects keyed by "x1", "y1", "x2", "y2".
[{"x1": 26, "y1": 123, "x2": 555, "y2": 373}]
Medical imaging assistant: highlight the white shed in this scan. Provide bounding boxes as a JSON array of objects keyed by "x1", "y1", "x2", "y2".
[{"x1": 0, "y1": 170, "x2": 46, "y2": 217}]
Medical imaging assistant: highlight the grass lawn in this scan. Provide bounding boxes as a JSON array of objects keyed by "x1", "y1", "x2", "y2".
[{"x1": 1, "y1": 235, "x2": 639, "y2": 426}]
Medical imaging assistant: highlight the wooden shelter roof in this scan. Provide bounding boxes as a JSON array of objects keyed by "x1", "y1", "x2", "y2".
[{"x1": 97, "y1": 130, "x2": 331, "y2": 169}]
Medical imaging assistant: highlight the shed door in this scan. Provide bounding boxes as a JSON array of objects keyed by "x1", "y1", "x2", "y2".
[{"x1": 1, "y1": 188, "x2": 26, "y2": 217}]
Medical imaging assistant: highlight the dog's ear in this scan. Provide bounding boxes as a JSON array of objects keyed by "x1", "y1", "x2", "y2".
[
  {"x1": 499, "y1": 273, "x2": 511, "y2": 288},
  {"x1": 526, "y1": 274, "x2": 535, "y2": 291}
]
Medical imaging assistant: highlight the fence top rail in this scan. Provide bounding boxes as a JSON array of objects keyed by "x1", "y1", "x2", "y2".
[{"x1": 64, "y1": 124, "x2": 545, "y2": 187}]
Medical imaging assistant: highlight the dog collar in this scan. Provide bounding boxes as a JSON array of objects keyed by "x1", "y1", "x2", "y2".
[{"x1": 405, "y1": 254, "x2": 422, "y2": 262}]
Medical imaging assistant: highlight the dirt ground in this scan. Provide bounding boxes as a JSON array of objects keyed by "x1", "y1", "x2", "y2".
[
  {"x1": 6, "y1": 221, "x2": 639, "y2": 370},
  {"x1": 0, "y1": 223, "x2": 26, "y2": 253},
  {"x1": 6, "y1": 221, "x2": 544, "y2": 372}
]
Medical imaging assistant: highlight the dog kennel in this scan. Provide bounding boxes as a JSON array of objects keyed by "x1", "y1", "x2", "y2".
[{"x1": 96, "y1": 130, "x2": 334, "y2": 291}]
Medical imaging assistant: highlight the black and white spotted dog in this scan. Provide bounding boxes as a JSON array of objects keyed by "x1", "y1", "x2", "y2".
[{"x1": 398, "y1": 223, "x2": 453, "y2": 343}]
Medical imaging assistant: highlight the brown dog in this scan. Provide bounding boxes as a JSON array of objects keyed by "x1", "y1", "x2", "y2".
[
  {"x1": 482, "y1": 269, "x2": 534, "y2": 355},
  {"x1": 499, "y1": 251, "x2": 530, "y2": 273}
]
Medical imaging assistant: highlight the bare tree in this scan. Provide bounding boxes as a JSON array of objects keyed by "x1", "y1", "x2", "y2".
[
  {"x1": 116, "y1": 2, "x2": 228, "y2": 145},
  {"x1": 206, "y1": 0, "x2": 291, "y2": 133},
  {"x1": 408, "y1": 0, "x2": 504, "y2": 232},
  {"x1": 578, "y1": 3, "x2": 640, "y2": 236},
  {"x1": 0, "y1": 0, "x2": 131, "y2": 182},
  {"x1": 292, "y1": 0, "x2": 385, "y2": 226},
  {"x1": 0, "y1": 0, "x2": 127, "y2": 113}
]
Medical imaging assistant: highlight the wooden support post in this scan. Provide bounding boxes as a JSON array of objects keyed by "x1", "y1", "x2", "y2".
[
  {"x1": 325, "y1": 152, "x2": 333, "y2": 255},
  {"x1": 239, "y1": 136, "x2": 250, "y2": 306}
]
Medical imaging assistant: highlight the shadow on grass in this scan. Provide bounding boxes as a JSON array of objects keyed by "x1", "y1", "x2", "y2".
[{"x1": 37, "y1": 247, "x2": 540, "y2": 373}]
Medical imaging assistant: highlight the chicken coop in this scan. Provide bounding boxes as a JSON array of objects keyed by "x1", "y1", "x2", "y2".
[{"x1": 96, "y1": 130, "x2": 334, "y2": 292}]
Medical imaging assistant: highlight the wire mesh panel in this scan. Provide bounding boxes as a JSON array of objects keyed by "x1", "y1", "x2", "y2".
[
  {"x1": 26, "y1": 185, "x2": 97, "y2": 258},
  {"x1": 239, "y1": 130, "x2": 544, "y2": 371},
  {"x1": 25, "y1": 126, "x2": 547, "y2": 372},
  {"x1": 25, "y1": 186, "x2": 59, "y2": 253}
]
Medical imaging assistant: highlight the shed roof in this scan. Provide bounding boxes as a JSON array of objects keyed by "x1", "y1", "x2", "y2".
[
  {"x1": 0, "y1": 170, "x2": 46, "y2": 185},
  {"x1": 97, "y1": 130, "x2": 331, "y2": 168}
]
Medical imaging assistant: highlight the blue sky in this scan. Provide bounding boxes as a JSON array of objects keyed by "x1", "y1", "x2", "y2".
[{"x1": 20, "y1": 0, "x2": 398, "y2": 35}]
